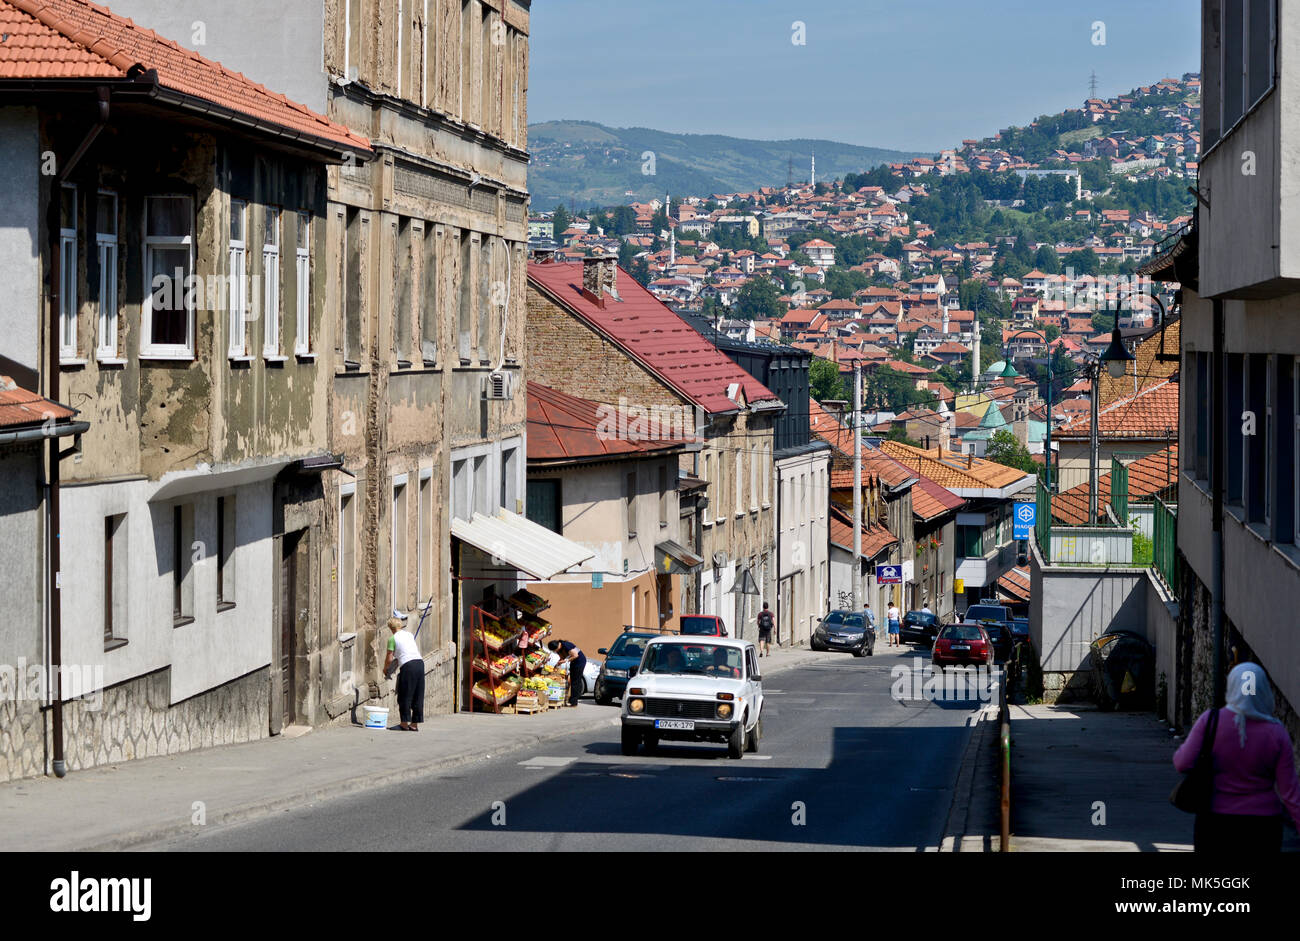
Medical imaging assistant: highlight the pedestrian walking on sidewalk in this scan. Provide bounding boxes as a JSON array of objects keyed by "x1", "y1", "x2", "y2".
[
  {"x1": 886, "y1": 602, "x2": 901, "y2": 647},
  {"x1": 756, "y1": 603, "x2": 774, "y2": 657},
  {"x1": 383, "y1": 614, "x2": 424, "y2": 731},
  {"x1": 862, "y1": 601, "x2": 877, "y2": 637},
  {"x1": 1173, "y1": 662, "x2": 1300, "y2": 852},
  {"x1": 548, "y1": 639, "x2": 587, "y2": 707}
]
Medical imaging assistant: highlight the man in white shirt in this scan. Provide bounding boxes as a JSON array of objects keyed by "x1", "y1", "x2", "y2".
[{"x1": 384, "y1": 612, "x2": 424, "y2": 730}]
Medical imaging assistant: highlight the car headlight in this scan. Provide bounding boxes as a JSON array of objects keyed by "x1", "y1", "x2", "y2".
[
  {"x1": 716, "y1": 702, "x2": 733, "y2": 719},
  {"x1": 604, "y1": 668, "x2": 628, "y2": 678},
  {"x1": 628, "y1": 698, "x2": 645, "y2": 714}
]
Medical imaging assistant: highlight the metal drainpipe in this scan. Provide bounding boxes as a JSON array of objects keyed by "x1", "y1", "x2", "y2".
[
  {"x1": 47, "y1": 88, "x2": 110, "y2": 778},
  {"x1": 1211, "y1": 299, "x2": 1225, "y2": 708}
]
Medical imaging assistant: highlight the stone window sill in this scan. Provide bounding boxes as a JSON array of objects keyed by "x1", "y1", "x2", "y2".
[
  {"x1": 104, "y1": 637, "x2": 128, "y2": 652},
  {"x1": 173, "y1": 616, "x2": 195, "y2": 629}
]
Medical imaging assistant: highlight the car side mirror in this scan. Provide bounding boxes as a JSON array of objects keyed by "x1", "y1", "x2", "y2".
[
  {"x1": 751, "y1": 673, "x2": 762, "y2": 683},
  {"x1": 628, "y1": 666, "x2": 638, "y2": 678},
  {"x1": 597, "y1": 648, "x2": 608, "y2": 655}
]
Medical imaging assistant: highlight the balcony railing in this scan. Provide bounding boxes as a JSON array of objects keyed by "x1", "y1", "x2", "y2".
[{"x1": 1152, "y1": 497, "x2": 1179, "y2": 590}]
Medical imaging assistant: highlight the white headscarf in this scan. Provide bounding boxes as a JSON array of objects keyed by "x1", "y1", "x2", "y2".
[{"x1": 1224, "y1": 662, "x2": 1280, "y2": 747}]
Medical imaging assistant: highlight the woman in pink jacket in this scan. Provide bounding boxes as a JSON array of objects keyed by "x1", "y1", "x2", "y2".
[{"x1": 1174, "y1": 662, "x2": 1300, "y2": 852}]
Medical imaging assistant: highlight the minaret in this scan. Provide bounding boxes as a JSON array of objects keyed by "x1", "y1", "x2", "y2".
[
  {"x1": 971, "y1": 304, "x2": 981, "y2": 393},
  {"x1": 669, "y1": 226, "x2": 676, "y2": 266},
  {"x1": 942, "y1": 304, "x2": 950, "y2": 336},
  {"x1": 810, "y1": 150, "x2": 816, "y2": 187}
]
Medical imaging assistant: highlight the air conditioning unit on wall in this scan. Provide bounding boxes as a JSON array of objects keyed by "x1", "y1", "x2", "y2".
[{"x1": 483, "y1": 371, "x2": 512, "y2": 400}]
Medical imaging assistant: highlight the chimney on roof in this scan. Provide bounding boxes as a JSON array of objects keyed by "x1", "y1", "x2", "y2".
[
  {"x1": 582, "y1": 252, "x2": 619, "y2": 304},
  {"x1": 967, "y1": 451, "x2": 973, "y2": 469}
]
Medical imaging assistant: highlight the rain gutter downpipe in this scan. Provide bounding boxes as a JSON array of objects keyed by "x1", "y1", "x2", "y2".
[{"x1": 47, "y1": 86, "x2": 110, "y2": 778}]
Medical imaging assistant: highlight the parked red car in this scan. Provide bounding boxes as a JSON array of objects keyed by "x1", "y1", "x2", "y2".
[
  {"x1": 932, "y1": 623, "x2": 994, "y2": 671},
  {"x1": 678, "y1": 614, "x2": 728, "y2": 637}
]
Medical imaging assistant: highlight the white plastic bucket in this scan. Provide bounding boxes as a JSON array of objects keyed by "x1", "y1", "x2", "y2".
[{"x1": 363, "y1": 705, "x2": 389, "y2": 729}]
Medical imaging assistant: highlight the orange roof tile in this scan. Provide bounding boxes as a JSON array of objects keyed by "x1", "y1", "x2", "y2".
[
  {"x1": 0, "y1": 376, "x2": 75, "y2": 429},
  {"x1": 0, "y1": 0, "x2": 370, "y2": 156},
  {"x1": 876, "y1": 440, "x2": 1032, "y2": 492},
  {"x1": 1055, "y1": 377, "x2": 1179, "y2": 440}
]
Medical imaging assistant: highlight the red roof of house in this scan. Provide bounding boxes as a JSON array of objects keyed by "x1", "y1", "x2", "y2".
[
  {"x1": 997, "y1": 566, "x2": 1031, "y2": 603},
  {"x1": 829, "y1": 505, "x2": 897, "y2": 559},
  {"x1": 0, "y1": 0, "x2": 370, "y2": 156},
  {"x1": 526, "y1": 381, "x2": 695, "y2": 463},
  {"x1": 1055, "y1": 377, "x2": 1179, "y2": 439},
  {"x1": 528, "y1": 261, "x2": 780, "y2": 416},
  {"x1": 0, "y1": 376, "x2": 75, "y2": 429}
]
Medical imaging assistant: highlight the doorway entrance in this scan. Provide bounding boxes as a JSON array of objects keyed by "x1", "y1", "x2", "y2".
[{"x1": 276, "y1": 529, "x2": 309, "y2": 731}]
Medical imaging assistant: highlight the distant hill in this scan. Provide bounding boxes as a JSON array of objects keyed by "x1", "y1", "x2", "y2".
[{"x1": 527, "y1": 121, "x2": 929, "y2": 208}]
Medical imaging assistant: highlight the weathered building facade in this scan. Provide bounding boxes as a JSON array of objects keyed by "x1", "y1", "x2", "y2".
[
  {"x1": 0, "y1": 0, "x2": 370, "y2": 780},
  {"x1": 107, "y1": 0, "x2": 534, "y2": 720}
]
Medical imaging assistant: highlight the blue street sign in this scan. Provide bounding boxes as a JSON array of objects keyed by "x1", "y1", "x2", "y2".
[
  {"x1": 875, "y1": 564, "x2": 902, "y2": 584},
  {"x1": 1012, "y1": 501, "x2": 1037, "y2": 540}
]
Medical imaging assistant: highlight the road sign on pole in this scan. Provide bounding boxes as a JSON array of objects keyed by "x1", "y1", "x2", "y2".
[{"x1": 1012, "y1": 501, "x2": 1037, "y2": 540}]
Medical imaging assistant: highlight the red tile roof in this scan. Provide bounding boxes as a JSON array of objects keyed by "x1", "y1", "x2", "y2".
[
  {"x1": 1051, "y1": 444, "x2": 1179, "y2": 525},
  {"x1": 829, "y1": 506, "x2": 897, "y2": 559},
  {"x1": 997, "y1": 566, "x2": 1031, "y2": 603},
  {"x1": 528, "y1": 261, "x2": 780, "y2": 416},
  {"x1": 0, "y1": 0, "x2": 370, "y2": 156},
  {"x1": 526, "y1": 382, "x2": 695, "y2": 463},
  {"x1": 0, "y1": 376, "x2": 75, "y2": 429},
  {"x1": 1055, "y1": 377, "x2": 1179, "y2": 439}
]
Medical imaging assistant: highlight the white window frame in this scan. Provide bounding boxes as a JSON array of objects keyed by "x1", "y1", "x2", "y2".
[
  {"x1": 417, "y1": 467, "x2": 433, "y2": 600},
  {"x1": 750, "y1": 443, "x2": 759, "y2": 513},
  {"x1": 295, "y1": 211, "x2": 311, "y2": 356},
  {"x1": 338, "y1": 481, "x2": 357, "y2": 639},
  {"x1": 703, "y1": 452, "x2": 713, "y2": 525},
  {"x1": 762, "y1": 443, "x2": 770, "y2": 507},
  {"x1": 396, "y1": 0, "x2": 404, "y2": 99},
  {"x1": 95, "y1": 189, "x2": 119, "y2": 361},
  {"x1": 735, "y1": 448, "x2": 744, "y2": 517},
  {"x1": 59, "y1": 183, "x2": 78, "y2": 361},
  {"x1": 228, "y1": 199, "x2": 248, "y2": 357},
  {"x1": 141, "y1": 194, "x2": 195, "y2": 360},
  {"x1": 263, "y1": 207, "x2": 282, "y2": 358},
  {"x1": 391, "y1": 473, "x2": 409, "y2": 613}
]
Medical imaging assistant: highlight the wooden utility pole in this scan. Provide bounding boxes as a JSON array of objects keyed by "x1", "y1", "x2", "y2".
[{"x1": 853, "y1": 363, "x2": 863, "y2": 607}]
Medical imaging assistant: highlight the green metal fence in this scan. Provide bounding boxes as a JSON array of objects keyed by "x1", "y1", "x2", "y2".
[
  {"x1": 1036, "y1": 476, "x2": 1051, "y2": 565},
  {"x1": 1110, "y1": 456, "x2": 1129, "y2": 523},
  {"x1": 1153, "y1": 496, "x2": 1180, "y2": 589}
]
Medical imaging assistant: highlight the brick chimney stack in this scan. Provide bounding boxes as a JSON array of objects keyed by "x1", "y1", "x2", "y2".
[{"x1": 582, "y1": 253, "x2": 619, "y2": 304}]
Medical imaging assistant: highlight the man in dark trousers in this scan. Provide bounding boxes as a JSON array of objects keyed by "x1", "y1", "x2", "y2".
[
  {"x1": 548, "y1": 639, "x2": 587, "y2": 707},
  {"x1": 756, "y1": 602, "x2": 775, "y2": 657}
]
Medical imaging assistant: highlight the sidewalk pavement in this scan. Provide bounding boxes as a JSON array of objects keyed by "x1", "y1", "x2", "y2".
[{"x1": 0, "y1": 641, "x2": 825, "y2": 852}]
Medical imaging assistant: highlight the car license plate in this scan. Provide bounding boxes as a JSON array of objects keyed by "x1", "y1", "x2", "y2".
[
  {"x1": 953, "y1": 644, "x2": 970, "y2": 651},
  {"x1": 654, "y1": 719, "x2": 694, "y2": 730}
]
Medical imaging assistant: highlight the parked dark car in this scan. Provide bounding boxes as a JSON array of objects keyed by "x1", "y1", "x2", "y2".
[
  {"x1": 932, "y1": 623, "x2": 994, "y2": 671},
  {"x1": 978, "y1": 620, "x2": 1014, "y2": 663},
  {"x1": 901, "y1": 610, "x2": 940, "y2": 645},
  {"x1": 679, "y1": 614, "x2": 727, "y2": 636},
  {"x1": 593, "y1": 629, "x2": 661, "y2": 705},
  {"x1": 1009, "y1": 617, "x2": 1030, "y2": 647},
  {"x1": 811, "y1": 610, "x2": 875, "y2": 657}
]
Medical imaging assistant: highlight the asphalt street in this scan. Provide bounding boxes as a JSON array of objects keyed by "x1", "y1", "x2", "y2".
[{"x1": 142, "y1": 646, "x2": 992, "y2": 851}]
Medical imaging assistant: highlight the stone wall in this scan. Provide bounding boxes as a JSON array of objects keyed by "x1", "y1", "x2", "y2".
[{"x1": 0, "y1": 666, "x2": 269, "y2": 784}]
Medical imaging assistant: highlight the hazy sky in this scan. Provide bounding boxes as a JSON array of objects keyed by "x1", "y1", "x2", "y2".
[{"x1": 528, "y1": 0, "x2": 1201, "y2": 153}]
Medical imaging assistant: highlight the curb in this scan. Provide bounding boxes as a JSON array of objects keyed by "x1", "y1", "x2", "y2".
[
  {"x1": 73, "y1": 714, "x2": 621, "y2": 852},
  {"x1": 940, "y1": 706, "x2": 999, "y2": 852}
]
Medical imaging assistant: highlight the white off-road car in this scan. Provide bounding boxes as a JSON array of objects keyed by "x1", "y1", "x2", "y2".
[{"x1": 619, "y1": 636, "x2": 763, "y2": 759}]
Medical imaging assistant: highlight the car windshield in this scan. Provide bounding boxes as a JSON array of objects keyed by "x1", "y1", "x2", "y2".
[
  {"x1": 906, "y1": 611, "x2": 936, "y2": 624},
  {"x1": 967, "y1": 606, "x2": 1006, "y2": 622},
  {"x1": 822, "y1": 611, "x2": 846, "y2": 626},
  {"x1": 943, "y1": 625, "x2": 986, "y2": 641},
  {"x1": 839, "y1": 614, "x2": 865, "y2": 629},
  {"x1": 680, "y1": 616, "x2": 720, "y2": 635},
  {"x1": 641, "y1": 643, "x2": 743, "y2": 677},
  {"x1": 608, "y1": 634, "x2": 652, "y2": 658}
]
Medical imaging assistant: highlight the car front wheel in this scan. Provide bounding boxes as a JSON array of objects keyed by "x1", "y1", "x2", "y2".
[
  {"x1": 621, "y1": 726, "x2": 641, "y2": 756},
  {"x1": 745, "y1": 717, "x2": 762, "y2": 753},
  {"x1": 727, "y1": 722, "x2": 745, "y2": 759}
]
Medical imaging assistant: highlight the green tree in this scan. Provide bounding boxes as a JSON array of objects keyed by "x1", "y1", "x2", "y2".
[
  {"x1": 986, "y1": 429, "x2": 1037, "y2": 474},
  {"x1": 734, "y1": 277, "x2": 783, "y2": 321},
  {"x1": 551, "y1": 204, "x2": 571, "y2": 238},
  {"x1": 810, "y1": 359, "x2": 848, "y2": 402}
]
